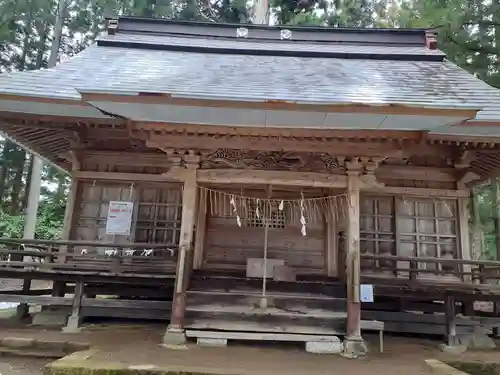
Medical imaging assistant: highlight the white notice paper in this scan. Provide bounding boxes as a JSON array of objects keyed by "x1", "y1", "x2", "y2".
[
  {"x1": 106, "y1": 201, "x2": 134, "y2": 236},
  {"x1": 360, "y1": 284, "x2": 374, "y2": 303}
]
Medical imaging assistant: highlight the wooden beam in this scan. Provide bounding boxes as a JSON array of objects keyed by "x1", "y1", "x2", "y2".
[
  {"x1": 377, "y1": 165, "x2": 457, "y2": 183},
  {"x1": 81, "y1": 151, "x2": 169, "y2": 167},
  {"x1": 73, "y1": 170, "x2": 185, "y2": 182},
  {"x1": 197, "y1": 169, "x2": 348, "y2": 188},
  {"x1": 363, "y1": 186, "x2": 469, "y2": 198},
  {"x1": 148, "y1": 135, "x2": 405, "y2": 158}
]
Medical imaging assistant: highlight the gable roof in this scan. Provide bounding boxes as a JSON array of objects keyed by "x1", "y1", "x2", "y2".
[{"x1": 0, "y1": 17, "x2": 499, "y2": 124}]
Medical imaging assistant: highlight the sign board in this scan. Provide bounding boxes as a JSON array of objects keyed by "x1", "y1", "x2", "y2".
[
  {"x1": 105, "y1": 201, "x2": 134, "y2": 236},
  {"x1": 360, "y1": 284, "x2": 374, "y2": 303}
]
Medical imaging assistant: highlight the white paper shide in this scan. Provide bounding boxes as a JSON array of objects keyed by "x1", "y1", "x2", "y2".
[{"x1": 106, "y1": 201, "x2": 134, "y2": 236}]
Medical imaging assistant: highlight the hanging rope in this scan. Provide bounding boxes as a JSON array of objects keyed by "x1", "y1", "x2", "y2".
[
  {"x1": 260, "y1": 200, "x2": 270, "y2": 309},
  {"x1": 197, "y1": 185, "x2": 348, "y2": 236}
]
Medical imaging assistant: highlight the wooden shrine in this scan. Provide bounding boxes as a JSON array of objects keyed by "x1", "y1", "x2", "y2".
[{"x1": 1, "y1": 17, "x2": 500, "y2": 356}]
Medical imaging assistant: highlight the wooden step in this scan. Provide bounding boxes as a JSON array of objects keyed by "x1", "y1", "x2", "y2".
[
  {"x1": 186, "y1": 329, "x2": 340, "y2": 342},
  {"x1": 186, "y1": 290, "x2": 346, "y2": 311},
  {"x1": 189, "y1": 276, "x2": 346, "y2": 298},
  {"x1": 184, "y1": 318, "x2": 345, "y2": 335},
  {"x1": 185, "y1": 302, "x2": 346, "y2": 332}
]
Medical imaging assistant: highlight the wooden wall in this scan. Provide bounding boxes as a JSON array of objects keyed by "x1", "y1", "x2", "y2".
[{"x1": 201, "y1": 187, "x2": 328, "y2": 275}]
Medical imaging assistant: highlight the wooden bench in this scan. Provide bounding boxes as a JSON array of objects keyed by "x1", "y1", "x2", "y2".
[{"x1": 361, "y1": 320, "x2": 385, "y2": 353}]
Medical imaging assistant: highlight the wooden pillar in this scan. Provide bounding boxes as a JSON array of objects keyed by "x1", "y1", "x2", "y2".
[
  {"x1": 325, "y1": 192, "x2": 337, "y2": 277},
  {"x1": 445, "y1": 294, "x2": 458, "y2": 346},
  {"x1": 193, "y1": 188, "x2": 207, "y2": 270},
  {"x1": 343, "y1": 162, "x2": 367, "y2": 357},
  {"x1": 62, "y1": 279, "x2": 84, "y2": 333},
  {"x1": 458, "y1": 197, "x2": 472, "y2": 282},
  {"x1": 52, "y1": 177, "x2": 79, "y2": 298},
  {"x1": 164, "y1": 161, "x2": 199, "y2": 345}
]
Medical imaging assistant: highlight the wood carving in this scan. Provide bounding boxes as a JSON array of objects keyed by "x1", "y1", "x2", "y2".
[{"x1": 200, "y1": 149, "x2": 341, "y2": 173}]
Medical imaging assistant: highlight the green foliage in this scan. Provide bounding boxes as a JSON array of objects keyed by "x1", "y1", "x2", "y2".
[{"x1": 0, "y1": 198, "x2": 64, "y2": 239}]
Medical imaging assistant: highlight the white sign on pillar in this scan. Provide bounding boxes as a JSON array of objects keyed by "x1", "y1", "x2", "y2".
[{"x1": 105, "y1": 201, "x2": 134, "y2": 236}]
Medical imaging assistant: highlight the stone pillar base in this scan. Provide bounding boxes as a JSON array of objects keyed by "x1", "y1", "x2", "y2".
[
  {"x1": 163, "y1": 325, "x2": 186, "y2": 345},
  {"x1": 15, "y1": 303, "x2": 29, "y2": 320},
  {"x1": 62, "y1": 315, "x2": 81, "y2": 333},
  {"x1": 342, "y1": 336, "x2": 368, "y2": 359}
]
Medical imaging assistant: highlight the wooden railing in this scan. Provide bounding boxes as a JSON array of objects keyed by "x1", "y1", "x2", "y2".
[
  {"x1": 0, "y1": 238, "x2": 179, "y2": 275},
  {"x1": 359, "y1": 253, "x2": 500, "y2": 284}
]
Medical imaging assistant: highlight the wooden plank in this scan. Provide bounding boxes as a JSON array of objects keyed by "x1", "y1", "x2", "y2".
[
  {"x1": 186, "y1": 329, "x2": 341, "y2": 342},
  {"x1": 197, "y1": 169, "x2": 348, "y2": 188},
  {"x1": 147, "y1": 133, "x2": 406, "y2": 158},
  {"x1": 377, "y1": 165, "x2": 456, "y2": 183},
  {"x1": 0, "y1": 295, "x2": 72, "y2": 305},
  {"x1": 185, "y1": 319, "x2": 343, "y2": 335},
  {"x1": 72, "y1": 170, "x2": 185, "y2": 183}
]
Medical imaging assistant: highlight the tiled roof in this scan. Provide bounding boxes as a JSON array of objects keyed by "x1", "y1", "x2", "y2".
[{"x1": 0, "y1": 18, "x2": 499, "y2": 122}]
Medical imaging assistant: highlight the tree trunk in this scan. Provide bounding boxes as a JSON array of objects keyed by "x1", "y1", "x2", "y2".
[
  {"x1": 0, "y1": 141, "x2": 14, "y2": 206},
  {"x1": 10, "y1": 151, "x2": 26, "y2": 215},
  {"x1": 22, "y1": 154, "x2": 34, "y2": 210},
  {"x1": 493, "y1": 179, "x2": 500, "y2": 260}
]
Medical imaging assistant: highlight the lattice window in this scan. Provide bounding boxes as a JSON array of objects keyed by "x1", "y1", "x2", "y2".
[
  {"x1": 134, "y1": 185, "x2": 183, "y2": 245},
  {"x1": 73, "y1": 181, "x2": 182, "y2": 247},
  {"x1": 396, "y1": 198, "x2": 458, "y2": 273},
  {"x1": 247, "y1": 205, "x2": 287, "y2": 229},
  {"x1": 360, "y1": 195, "x2": 396, "y2": 272}
]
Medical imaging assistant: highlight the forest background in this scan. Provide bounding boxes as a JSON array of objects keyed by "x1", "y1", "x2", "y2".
[{"x1": 0, "y1": 0, "x2": 499, "y2": 258}]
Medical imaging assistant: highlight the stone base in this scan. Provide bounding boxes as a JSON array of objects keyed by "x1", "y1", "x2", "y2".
[
  {"x1": 163, "y1": 326, "x2": 187, "y2": 345},
  {"x1": 458, "y1": 331, "x2": 496, "y2": 350},
  {"x1": 32, "y1": 309, "x2": 68, "y2": 327},
  {"x1": 197, "y1": 338, "x2": 227, "y2": 347},
  {"x1": 62, "y1": 315, "x2": 82, "y2": 333},
  {"x1": 15, "y1": 303, "x2": 29, "y2": 320},
  {"x1": 306, "y1": 338, "x2": 343, "y2": 354},
  {"x1": 439, "y1": 344, "x2": 467, "y2": 355},
  {"x1": 341, "y1": 337, "x2": 368, "y2": 359}
]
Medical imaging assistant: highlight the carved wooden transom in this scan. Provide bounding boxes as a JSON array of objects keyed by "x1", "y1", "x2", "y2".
[{"x1": 199, "y1": 149, "x2": 341, "y2": 173}]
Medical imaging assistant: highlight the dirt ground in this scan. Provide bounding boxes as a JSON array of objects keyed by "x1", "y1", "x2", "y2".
[
  {"x1": 1, "y1": 321, "x2": 500, "y2": 375},
  {"x1": 0, "y1": 358, "x2": 50, "y2": 375},
  {"x1": 0, "y1": 321, "x2": 477, "y2": 375}
]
